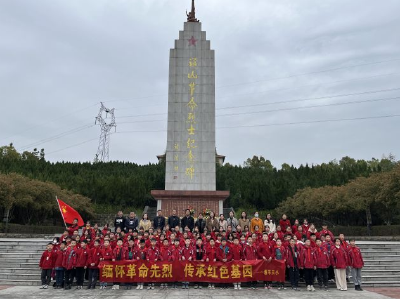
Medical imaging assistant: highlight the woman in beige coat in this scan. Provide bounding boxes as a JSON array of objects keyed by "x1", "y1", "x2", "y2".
[
  {"x1": 206, "y1": 211, "x2": 219, "y2": 232},
  {"x1": 238, "y1": 211, "x2": 250, "y2": 230},
  {"x1": 139, "y1": 213, "x2": 152, "y2": 231}
]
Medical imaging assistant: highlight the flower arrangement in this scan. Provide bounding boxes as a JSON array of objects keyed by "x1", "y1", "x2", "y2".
[
  {"x1": 203, "y1": 208, "x2": 212, "y2": 219},
  {"x1": 188, "y1": 206, "x2": 195, "y2": 216}
]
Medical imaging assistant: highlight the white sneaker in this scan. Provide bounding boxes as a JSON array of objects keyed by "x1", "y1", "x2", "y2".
[
  {"x1": 112, "y1": 285, "x2": 116, "y2": 290},
  {"x1": 140, "y1": 285, "x2": 144, "y2": 290},
  {"x1": 238, "y1": 284, "x2": 242, "y2": 290},
  {"x1": 311, "y1": 286, "x2": 315, "y2": 292},
  {"x1": 234, "y1": 284, "x2": 238, "y2": 290},
  {"x1": 307, "y1": 285, "x2": 311, "y2": 291},
  {"x1": 136, "y1": 285, "x2": 140, "y2": 290}
]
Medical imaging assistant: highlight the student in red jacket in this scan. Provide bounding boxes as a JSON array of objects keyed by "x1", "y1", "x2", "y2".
[
  {"x1": 88, "y1": 239, "x2": 101, "y2": 289},
  {"x1": 315, "y1": 239, "x2": 330, "y2": 290},
  {"x1": 279, "y1": 214, "x2": 291, "y2": 232},
  {"x1": 331, "y1": 238, "x2": 348, "y2": 291},
  {"x1": 67, "y1": 218, "x2": 80, "y2": 236},
  {"x1": 286, "y1": 238, "x2": 300, "y2": 291},
  {"x1": 99, "y1": 239, "x2": 113, "y2": 289},
  {"x1": 257, "y1": 233, "x2": 272, "y2": 289},
  {"x1": 54, "y1": 241, "x2": 66, "y2": 289},
  {"x1": 205, "y1": 239, "x2": 217, "y2": 289},
  {"x1": 181, "y1": 238, "x2": 194, "y2": 289},
  {"x1": 39, "y1": 243, "x2": 55, "y2": 289},
  {"x1": 300, "y1": 239, "x2": 316, "y2": 292},
  {"x1": 348, "y1": 239, "x2": 364, "y2": 291},
  {"x1": 62, "y1": 239, "x2": 78, "y2": 290},
  {"x1": 243, "y1": 237, "x2": 257, "y2": 289},
  {"x1": 75, "y1": 240, "x2": 90, "y2": 289},
  {"x1": 230, "y1": 237, "x2": 243, "y2": 290},
  {"x1": 146, "y1": 238, "x2": 160, "y2": 290},
  {"x1": 272, "y1": 239, "x2": 286, "y2": 290}
]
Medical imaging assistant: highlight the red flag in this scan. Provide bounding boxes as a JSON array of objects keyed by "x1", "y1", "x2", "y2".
[{"x1": 57, "y1": 198, "x2": 84, "y2": 226}]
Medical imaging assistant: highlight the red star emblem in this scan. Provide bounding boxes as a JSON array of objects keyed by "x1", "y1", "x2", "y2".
[{"x1": 188, "y1": 36, "x2": 198, "y2": 46}]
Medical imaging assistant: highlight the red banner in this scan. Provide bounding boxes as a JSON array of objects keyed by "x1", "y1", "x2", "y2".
[{"x1": 99, "y1": 260, "x2": 285, "y2": 283}]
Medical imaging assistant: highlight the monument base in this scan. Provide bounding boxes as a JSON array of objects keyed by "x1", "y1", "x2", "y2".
[{"x1": 151, "y1": 190, "x2": 229, "y2": 217}]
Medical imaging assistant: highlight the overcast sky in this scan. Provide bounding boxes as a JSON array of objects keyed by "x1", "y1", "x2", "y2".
[{"x1": 1, "y1": 0, "x2": 400, "y2": 167}]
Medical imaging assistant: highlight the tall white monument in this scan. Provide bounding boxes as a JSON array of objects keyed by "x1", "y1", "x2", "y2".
[{"x1": 152, "y1": 0, "x2": 228, "y2": 216}]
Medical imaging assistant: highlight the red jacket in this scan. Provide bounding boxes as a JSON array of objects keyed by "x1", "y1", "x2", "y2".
[
  {"x1": 286, "y1": 245, "x2": 301, "y2": 268},
  {"x1": 319, "y1": 229, "x2": 334, "y2": 240},
  {"x1": 67, "y1": 225, "x2": 79, "y2": 236},
  {"x1": 113, "y1": 246, "x2": 126, "y2": 261},
  {"x1": 75, "y1": 247, "x2": 90, "y2": 267},
  {"x1": 323, "y1": 240, "x2": 335, "y2": 254},
  {"x1": 147, "y1": 246, "x2": 160, "y2": 262},
  {"x1": 101, "y1": 247, "x2": 113, "y2": 261},
  {"x1": 160, "y1": 246, "x2": 172, "y2": 261},
  {"x1": 134, "y1": 247, "x2": 147, "y2": 260},
  {"x1": 216, "y1": 245, "x2": 232, "y2": 261},
  {"x1": 62, "y1": 247, "x2": 78, "y2": 270},
  {"x1": 39, "y1": 250, "x2": 55, "y2": 269},
  {"x1": 181, "y1": 246, "x2": 195, "y2": 261},
  {"x1": 170, "y1": 246, "x2": 181, "y2": 261},
  {"x1": 54, "y1": 249, "x2": 65, "y2": 268},
  {"x1": 88, "y1": 247, "x2": 102, "y2": 269},
  {"x1": 348, "y1": 246, "x2": 364, "y2": 268},
  {"x1": 205, "y1": 246, "x2": 218, "y2": 261},
  {"x1": 330, "y1": 246, "x2": 348, "y2": 269},
  {"x1": 230, "y1": 244, "x2": 242, "y2": 261},
  {"x1": 300, "y1": 246, "x2": 316, "y2": 269},
  {"x1": 315, "y1": 246, "x2": 330, "y2": 269},
  {"x1": 257, "y1": 242, "x2": 271, "y2": 260},
  {"x1": 242, "y1": 244, "x2": 257, "y2": 260},
  {"x1": 279, "y1": 219, "x2": 291, "y2": 232}
]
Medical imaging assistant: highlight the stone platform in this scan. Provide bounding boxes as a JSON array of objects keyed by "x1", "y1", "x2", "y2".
[{"x1": 0, "y1": 285, "x2": 397, "y2": 299}]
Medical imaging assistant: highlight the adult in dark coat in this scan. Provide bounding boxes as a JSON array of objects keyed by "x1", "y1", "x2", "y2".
[
  {"x1": 194, "y1": 213, "x2": 206, "y2": 234},
  {"x1": 168, "y1": 209, "x2": 180, "y2": 229},
  {"x1": 114, "y1": 211, "x2": 126, "y2": 232},
  {"x1": 153, "y1": 210, "x2": 166, "y2": 230},
  {"x1": 124, "y1": 212, "x2": 139, "y2": 232},
  {"x1": 181, "y1": 209, "x2": 195, "y2": 232}
]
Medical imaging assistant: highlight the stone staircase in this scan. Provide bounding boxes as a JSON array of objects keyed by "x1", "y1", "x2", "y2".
[{"x1": 0, "y1": 238, "x2": 399, "y2": 287}]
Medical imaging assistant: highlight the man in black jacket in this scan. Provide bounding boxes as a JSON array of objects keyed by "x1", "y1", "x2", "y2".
[
  {"x1": 114, "y1": 211, "x2": 125, "y2": 232},
  {"x1": 124, "y1": 212, "x2": 139, "y2": 232},
  {"x1": 153, "y1": 210, "x2": 165, "y2": 230},
  {"x1": 181, "y1": 209, "x2": 194, "y2": 232},
  {"x1": 195, "y1": 213, "x2": 206, "y2": 234},
  {"x1": 168, "y1": 209, "x2": 180, "y2": 230}
]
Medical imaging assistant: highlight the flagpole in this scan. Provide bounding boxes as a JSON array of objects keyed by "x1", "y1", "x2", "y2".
[{"x1": 56, "y1": 196, "x2": 68, "y2": 229}]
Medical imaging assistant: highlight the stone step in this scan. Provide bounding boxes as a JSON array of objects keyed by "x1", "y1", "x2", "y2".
[
  {"x1": 363, "y1": 255, "x2": 400, "y2": 260},
  {"x1": 0, "y1": 258, "x2": 41, "y2": 263},
  {"x1": 0, "y1": 273, "x2": 40, "y2": 280},
  {"x1": 0, "y1": 268, "x2": 42, "y2": 274},
  {"x1": 0, "y1": 245, "x2": 47, "y2": 250},
  {"x1": 363, "y1": 265, "x2": 400, "y2": 270},
  {"x1": 2, "y1": 249, "x2": 45, "y2": 253},
  {"x1": 361, "y1": 251, "x2": 400, "y2": 255},
  {"x1": 361, "y1": 270, "x2": 400, "y2": 275},
  {"x1": 0, "y1": 253, "x2": 42, "y2": 258},
  {"x1": 362, "y1": 275, "x2": 400, "y2": 282},
  {"x1": 363, "y1": 260, "x2": 400, "y2": 265}
]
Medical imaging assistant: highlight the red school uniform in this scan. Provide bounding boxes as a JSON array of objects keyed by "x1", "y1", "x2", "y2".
[
  {"x1": 279, "y1": 219, "x2": 291, "y2": 232},
  {"x1": 300, "y1": 246, "x2": 316, "y2": 269},
  {"x1": 216, "y1": 245, "x2": 232, "y2": 262},
  {"x1": 75, "y1": 247, "x2": 90, "y2": 267},
  {"x1": 271, "y1": 245, "x2": 286, "y2": 260},
  {"x1": 125, "y1": 246, "x2": 136, "y2": 261},
  {"x1": 315, "y1": 246, "x2": 330, "y2": 269},
  {"x1": 242, "y1": 243, "x2": 257, "y2": 260},
  {"x1": 67, "y1": 224, "x2": 79, "y2": 236},
  {"x1": 88, "y1": 247, "x2": 102, "y2": 269},
  {"x1": 286, "y1": 245, "x2": 301, "y2": 268},
  {"x1": 170, "y1": 245, "x2": 181, "y2": 261},
  {"x1": 160, "y1": 245, "x2": 172, "y2": 261},
  {"x1": 291, "y1": 225, "x2": 298, "y2": 234},
  {"x1": 319, "y1": 229, "x2": 334, "y2": 240},
  {"x1": 348, "y1": 246, "x2": 364, "y2": 269},
  {"x1": 230, "y1": 244, "x2": 243, "y2": 261},
  {"x1": 101, "y1": 247, "x2": 113, "y2": 261},
  {"x1": 54, "y1": 249, "x2": 66, "y2": 268},
  {"x1": 147, "y1": 246, "x2": 161, "y2": 262},
  {"x1": 134, "y1": 246, "x2": 147, "y2": 260},
  {"x1": 113, "y1": 246, "x2": 126, "y2": 261},
  {"x1": 257, "y1": 241, "x2": 271, "y2": 260},
  {"x1": 62, "y1": 246, "x2": 78, "y2": 270},
  {"x1": 39, "y1": 250, "x2": 55, "y2": 269},
  {"x1": 330, "y1": 246, "x2": 348, "y2": 269},
  {"x1": 181, "y1": 246, "x2": 195, "y2": 261},
  {"x1": 205, "y1": 245, "x2": 218, "y2": 261}
]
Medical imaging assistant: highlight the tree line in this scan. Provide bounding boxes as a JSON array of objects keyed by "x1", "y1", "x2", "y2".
[{"x1": 0, "y1": 143, "x2": 398, "y2": 225}]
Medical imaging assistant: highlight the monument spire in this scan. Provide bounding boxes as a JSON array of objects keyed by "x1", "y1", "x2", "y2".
[{"x1": 186, "y1": 0, "x2": 199, "y2": 22}]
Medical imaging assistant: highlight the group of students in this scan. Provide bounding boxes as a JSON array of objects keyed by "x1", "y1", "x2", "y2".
[{"x1": 39, "y1": 210, "x2": 364, "y2": 292}]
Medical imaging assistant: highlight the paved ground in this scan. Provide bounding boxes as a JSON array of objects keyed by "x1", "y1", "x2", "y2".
[
  {"x1": 365, "y1": 288, "x2": 400, "y2": 299},
  {"x1": 0, "y1": 286, "x2": 396, "y2": 299}
]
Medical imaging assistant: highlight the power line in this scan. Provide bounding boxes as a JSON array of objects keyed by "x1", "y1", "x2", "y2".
[
  {"x1": 18, "y1": 123, "x2": 95, "y2": 151},
  {"x1": 216, "y1": 96, "x2": 400, "y2": 118},
  {"x1": 216, "y1": 58, "x2": 400, "y2": 89},
  {"x1": 217, "y1": 114, "x2": 400, "y2": 129},
  {"x1": 117, "y1": 87, "x2": 400, "y2": 119},
  {"x1": 44, "y1": 113, "x2": 400, "y2": 157}
]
